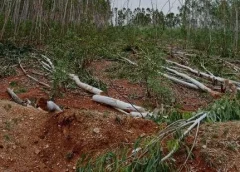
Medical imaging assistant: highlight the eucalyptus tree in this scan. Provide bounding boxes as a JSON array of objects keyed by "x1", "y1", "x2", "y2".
[
  {"x1": 131, "y1": 8, "x2": 152, "y2": 26},
  {"x1": 0, "y1": 0, "x2": 111, "y2": 40},
  {"x1": 152, "y1": 10, "x2": 165, "y2": 29}
]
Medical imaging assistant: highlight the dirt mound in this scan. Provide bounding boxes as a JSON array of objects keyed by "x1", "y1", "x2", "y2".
[{"x1": 0, "y1": 100, "x2": 158, "y2": 172}]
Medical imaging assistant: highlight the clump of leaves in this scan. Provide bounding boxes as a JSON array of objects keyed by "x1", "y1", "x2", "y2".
[{"x1": 207, "y1": 95, "x2": 240, "y2": 122}]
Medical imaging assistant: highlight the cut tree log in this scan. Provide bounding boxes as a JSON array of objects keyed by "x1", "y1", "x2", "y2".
[
  {"x1": 69, "y1": 74, "x2": 103, "y2": 95},
  {"x1": 40, "y1": 56, "x2": 103, "y2": 95},
  {"x1": 47, "y1": 101, "x2": 63, "y2": 112},
  {"x1": 7, "y1": 88, "x2": 26, "y2": 106},
  {"x1": 160, "y1": 72, "x2": 199, "y2": 90},
  {"x1": 164, "y1": 67, "x2": 221, "y2": 96},
  {"x1": 166, "y1": 59, "x2": 240, "y2": 86},
  {"x1": 92, "y1": 95, "x2": 145, "y2": 113},
  {"x1": 40, "y1": 55, "x2": 148, "y2": 116}
]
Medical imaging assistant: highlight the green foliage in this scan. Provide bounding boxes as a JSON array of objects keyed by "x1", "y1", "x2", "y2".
[
  {"x1": 51, "y1": 58, "x2": 70, "y2": 96},
  {"x1": 0, "y1": 42, "x2": 32, "y2": 77},
  {"x1": 9, "y1": 81, "x2": 18, "y2": 87},
  {"x1": 146, "y1": 77, "x2": 173, "y2": 104},
  {"x1": 167, "y1": 139, "x2": 179, "y2": 152},
  {"x1": 76, "y1": 141, "x2": 173, "y2": 172},
  {"x1": 14, "y1": 88, "x2": 27, "y2": 94},
  {"x1": 207, "y1": 96, "x2": 240, "y2": 122},
  {"x1": 152, "y1": 110, "x2": 186, "y2": 125}
]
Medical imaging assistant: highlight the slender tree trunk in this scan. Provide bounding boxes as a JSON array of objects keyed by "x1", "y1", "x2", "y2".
[
  {"x1": 183, "y1": 0, "x2": 190, "y2": 48},
  {"x1": 13, "y1": 0, "x2": 21, "y2": 38},
  {"x1": 0, "y1": 1, "x2": 12, "y2": 40},
  {"x1": 235, "y1": 1, "x2": 238, "y2": 54},
  {"x1": 21, "y1": 0, "x2": 29, "y2": 20},
  {"x1": 61, "y1": 0, "x2": 69, "y2": 32},
  {"x1": 0, "y1": 0, "x2": 6, "y2": 13},
  {"x1": 222, "y1": 0, "x2": 227, "y2": 55}
]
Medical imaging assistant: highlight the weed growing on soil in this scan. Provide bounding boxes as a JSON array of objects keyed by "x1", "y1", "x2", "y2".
[
  {"x1": 3, "y1": 134, "x2": 10, "y2": 142},
  {"x1": 14, "y1": 88, "x2": 27, "y2": 94},
  {"x1": 76, "y1": 139, "x2": 173, "y2": 172},
  {"x1": 9, "y1": 81, "x2": 18, "y2": 87},
  {"x1": 3, "y1": 104, "x2": 12, "y2": 111},
  {"x1": 4, "y1": 121, "x2": 11, "y2": 131},
  {"x1": 66, "y1": 152, "x2": 74, "y2": 161}
]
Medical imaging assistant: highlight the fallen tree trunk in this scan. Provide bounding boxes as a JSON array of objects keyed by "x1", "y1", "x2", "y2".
[
  {"x1": 7, "y1": 88, "x2": 26, "y2": 106},
  {"x1": 40, "y1": 56, "x2": 146, "y2": 115},
  {"x1": 47, "y1": 101, "x2": 63, "y2": 112},
  {"x1": 160, "y1": 72, "x2": 199, "y2": 90},
  {"x1": 164, "y1": 67, "x2": 219, "y2": 94},
  {"x1": 166, "y1": 59, "x2": 240, "y2": 86},
  {"x1": 69, "y1": 74, "x2": 103, "y2": 95},
  {"x1": 92, "y1": 95, "x2": 145, "y2": 113}
]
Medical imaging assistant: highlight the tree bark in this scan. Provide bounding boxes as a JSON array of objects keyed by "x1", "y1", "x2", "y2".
[{"x1": 92, "y1": 95, "x2": 145, "y2": 113}]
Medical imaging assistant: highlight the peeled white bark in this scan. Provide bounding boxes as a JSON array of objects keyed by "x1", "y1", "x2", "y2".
[
  {"x1": 166, "y1": 60, "x2": 240, "y2": 86},
  {"x1": 47, "y1": 101, "x2": 63, "y2": 112},
  {"x1": 165, "y1": 67, "x2": 220, "y2": 96},
  {"x1": 130, "y1": 112, "x2": 152, "y2": 118},
  {"x1": 92, "y1": 95, "x2": 145, "y2": 113},
  {"x1": 69, "y1": 74, "x2": 103, "y2": 95},
  {"x1": 160, "y1": 72, "x2": 199, "y2": 90}
]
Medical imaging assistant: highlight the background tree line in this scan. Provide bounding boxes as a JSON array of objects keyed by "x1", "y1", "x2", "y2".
[
  {"x1": 0, "y1": 0, "x2": 111, "y2": 40},
  {"x1": 1, "y1": 0, "x2": 240, "y2": 57},
  {"x1": 112, "y1": 7, "x2": 180, "y2": 29}
]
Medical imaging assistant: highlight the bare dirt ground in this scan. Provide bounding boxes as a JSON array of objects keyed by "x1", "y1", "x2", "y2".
[
  {"x1": 175, "y1": 122, "x2": 240, "y2": 172},
  {"x1": 0, "y1": 59, "x2": 239, "y2": 172},
  {"x1": 0, "y1": 100, "x2": 158, "y2": 172}
]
